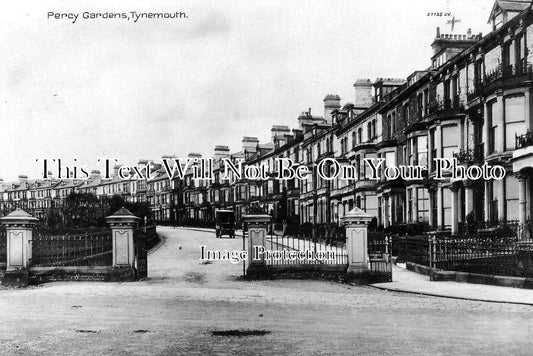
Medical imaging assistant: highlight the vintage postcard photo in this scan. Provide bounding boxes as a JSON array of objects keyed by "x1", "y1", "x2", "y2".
[{"x1": 1, "y1": 0, "x2": 533, "y2": 355}]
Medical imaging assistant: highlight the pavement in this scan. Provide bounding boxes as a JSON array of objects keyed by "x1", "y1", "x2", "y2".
[
  {"x1": 371, "y1": 264, "x2": 533, "y2": 305},
  {"x1": 178, "y1": 226, "x2": 533, "y2": 305},
  {"x1": 1, "y1": 226, "x2": 533, "y2": 355}
]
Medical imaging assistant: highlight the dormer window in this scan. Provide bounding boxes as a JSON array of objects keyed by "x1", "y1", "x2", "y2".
[
  {"x1": 488, "y1": 1, "x2": 529, "y2": 32},
  {"x1": 493, "y1": 11, "x2": 503, "y2": 30}
]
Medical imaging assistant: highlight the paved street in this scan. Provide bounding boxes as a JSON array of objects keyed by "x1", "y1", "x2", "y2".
[{"x1": 1, "y1": 227, "x2": 533, "y2": 355}]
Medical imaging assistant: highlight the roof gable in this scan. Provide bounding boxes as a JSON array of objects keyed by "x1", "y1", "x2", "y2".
[{"x1": 488, "y1": 0, "x2": 530, "y2": 23}]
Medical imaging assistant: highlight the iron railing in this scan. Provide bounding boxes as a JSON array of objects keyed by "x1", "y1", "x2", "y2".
[
  {"x1": 427, "y1": 98, "x2": 462, "y2": 115},
  {"x1": 264, "y1": 234, "x2": 348, "y2": 266},
  {"x1": 430, "y1": 235, "x2": 533, "y2": 278},
  {"x1": 502, "y1": 59, "x2": 533, "y2": 78},
  {"x1": 31, "y1": 230, "x2": 112, "y2": 267},
  {"x1": 261, "y1": 229, "x2": 391, "y2": 279},
  {"x1": 393, "y1": 226, "x2": 533, "y2": 278},
  {"x1": 368, "y1": 233, "x2": 393, "y2": 279},
  {"x1": 484, "y1": 60, "x2": 533, "y2": 86},
  {"x1": 453, "y1": 146, "x2": 484, "y2": 164},
  {"x1": 292, "y1": 223, "x2": 346, "y2": 242},
  {"x1": 516, "y1": 131, "x2": 533, "y2": 149},
  {"x1": 484, "y1": 64, "x2": 502, "y2": 85}
]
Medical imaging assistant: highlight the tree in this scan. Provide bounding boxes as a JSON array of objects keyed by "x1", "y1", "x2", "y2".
[
  {"x1": 62, "y1": 192, "x2": 105, "y2": 227},
  {"x1": 107, "y1": 195, "x2": 151, "y2": 223}
]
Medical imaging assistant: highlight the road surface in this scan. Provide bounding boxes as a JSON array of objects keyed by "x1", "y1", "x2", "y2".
[{"x1": 1, "y1": 227, "x2": 533, "y2": 355}]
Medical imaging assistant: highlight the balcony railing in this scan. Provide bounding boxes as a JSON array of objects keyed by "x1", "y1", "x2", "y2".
[
  {"x1": 484, "y1": 59, "x2": 533, "y2": 86},
  {"x1": 484, "y1": 64, "x2": 502, "y2": 85},
  {"x1": 428, "y1": 99, "x2": 446, "y2": 114},
  {"x1": 516, "y1": 130, "x2": 533, "y2": 150},
  {"x1": 428, "y1": 98, "x2": 461, "y2": 115},
  {"x1": 453, "y1": 146, "x2": 484, "y2": 164},
  {"x1": 503, "y1": 58, "x2": 533, "y2": 78}
]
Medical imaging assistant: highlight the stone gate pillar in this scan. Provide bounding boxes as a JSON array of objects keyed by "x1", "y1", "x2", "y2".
[
  {"x1": 106, "y1": 207, "x2": 139, "y2": 270},
  {"x1": 243, "y1": 214, "x2": 271, "y2": 278},
  {"x1": 0, "y1": 209, "x2": 38, "y2": 286},
  {"x1": 341, "y1": 207, "x2": 372, "y2": 276}
]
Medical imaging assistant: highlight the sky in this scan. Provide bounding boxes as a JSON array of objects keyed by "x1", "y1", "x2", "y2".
[{"x1": 0, "y1": 0, "x2": 495, "y2": 181}]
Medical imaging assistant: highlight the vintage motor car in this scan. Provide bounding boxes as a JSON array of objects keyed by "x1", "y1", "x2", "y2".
[{"x1": 215, "y1": 209, "x2": 236, "y2": 238}]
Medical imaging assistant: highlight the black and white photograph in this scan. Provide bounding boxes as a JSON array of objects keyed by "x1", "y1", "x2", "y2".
[{"x1": 1, "y1": 0, "x2": 533, "y2": 355}]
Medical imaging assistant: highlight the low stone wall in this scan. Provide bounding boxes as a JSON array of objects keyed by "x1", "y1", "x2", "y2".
[
  {"x1": 405, "y1": 261, "x2": 533, "y2": 290},
  {"x1": 245, "y1": 265, "x2": 391, "y2": 284},
  {"x1": 405, "y1": 262, "x2": 432, "y2": 276},
  {"x1": 0, "y1": 266, "x2": 138, "y2": 286},
  {"x1": 431, "y1": 269, "x2": 533, "y2": 289},
  {"x1": 28, "y1": 266, "x2": 137, "y2": 285},
  {"x1": 29, "y1": 267, "x2": 112, "y2": 284}
]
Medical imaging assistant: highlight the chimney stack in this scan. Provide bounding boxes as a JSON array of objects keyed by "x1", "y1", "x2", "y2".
[
  {"x1": 188, "y1": 152, "x2": 202, "y2": 159},
  {"x1": 353, "y1": 79, "x2": 373, "y2": 109},
  {"x1": 242, "y1": 136, "x2": 259, "y2": 152},
  {"x1": 271, "y1": 125, "x2": 290, "y2": 144},
  {"x1": 90, "y1": 170, "x2": 101, "y2": 179},
  {"x1": 161, "y1": 154, "x2": 176, "y2": 160},
  {"x1": 323, "y1": 94, "x2": 341, "y2": 123},
  {"x1": 214, "y1": 145, "x2": 230, "y2": 161}
]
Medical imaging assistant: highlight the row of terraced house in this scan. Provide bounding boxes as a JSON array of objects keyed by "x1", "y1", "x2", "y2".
[{"x1": 1, "y1": 0, "x2": 533, "y2": 236}]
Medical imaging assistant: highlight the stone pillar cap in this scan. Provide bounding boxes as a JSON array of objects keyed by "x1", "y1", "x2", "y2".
[
  {"x1": 106, "y1": 207, "x2": 140, "y2": 221},
  {"x1": 0, "y1": 209, "x2": 38, "y2": 223},
  {"x1": 243, "y1": 214, "x2": 271, "y2": 223},
  {"x1": 340, "y1": 207, "x2": 373, "y2": 224}
]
